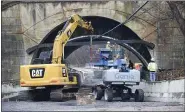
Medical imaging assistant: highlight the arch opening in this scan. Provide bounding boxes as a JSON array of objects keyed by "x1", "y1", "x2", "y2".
[
  {"x1": 31, "y1": 16, "x2": 152, "y2": 67},
  {"x1": 67, "y1": 35, "x2": 148, "y2": 67}
]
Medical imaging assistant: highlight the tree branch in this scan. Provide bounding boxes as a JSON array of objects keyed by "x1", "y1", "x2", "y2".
[{"x1": 167, "y1": 1, "x2": 185, "y2": 38}]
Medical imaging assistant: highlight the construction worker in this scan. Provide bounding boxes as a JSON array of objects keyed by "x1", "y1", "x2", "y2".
[
  {"x1": 147, "y1": 58, "x2": 158, "y2": 81},
  {"x1": 128, "y1": 60, "x2": 134, "y2": 69},
  {"x1": 120, "y1": 63, "x2": 128, "y2": 72},
  {"x1": 124, "y1": 54, "x2": 129, "y2": 67},
  {"x1": 106, "y1": 41, "x2": 111, "y2": 50}
]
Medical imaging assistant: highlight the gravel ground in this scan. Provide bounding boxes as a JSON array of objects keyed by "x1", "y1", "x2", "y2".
[
  {"x1": 2, "y1": 100, "x2": 184, "y2": 111},
  {"x1": 2, "y1": 67, "x2": 184, "y2": 111}
]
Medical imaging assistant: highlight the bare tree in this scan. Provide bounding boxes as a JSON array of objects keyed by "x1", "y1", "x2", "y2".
[{"x1": 167, "y1": 1, "x2": 185, "y2": 38}]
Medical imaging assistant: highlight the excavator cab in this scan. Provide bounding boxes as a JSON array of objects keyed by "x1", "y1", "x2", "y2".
[{"x1": 32, "y1": 50, "x2": 52, "y2": 64}]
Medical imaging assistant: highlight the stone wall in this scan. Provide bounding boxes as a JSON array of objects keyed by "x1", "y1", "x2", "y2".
[
  {"x1": 2, "y1": 4, "x2": 25, "y2": 82},
  {"x1": 1, "y1": 1, "x2": 185, "y2": 83},
  {"x1": 157, "y1": 19, "x2": 185, "y2": 69}
]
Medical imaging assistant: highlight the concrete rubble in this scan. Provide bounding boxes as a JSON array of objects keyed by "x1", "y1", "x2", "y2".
[{"x1": 76, "y1": 93, "x2": 95, "y2": 105}]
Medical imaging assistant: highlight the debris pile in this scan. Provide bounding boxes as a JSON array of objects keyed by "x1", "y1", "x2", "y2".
[
  {"x1": 76, "y1": 88, "x2": 95, "y2": 105},
  {"x1": 157, "y1": 68, "x2": 185, "y2": 81}
]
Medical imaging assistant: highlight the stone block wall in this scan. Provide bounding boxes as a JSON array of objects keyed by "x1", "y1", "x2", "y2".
[
  {"x1": 1, "y1": 1, "x2": 185, "y2": 83},
  {"x1": 1, "y1": 4, "x2": 25, "y2": 82},
  {"x1": 157, "y1": 19, "x2": 185, "y2": 69}
]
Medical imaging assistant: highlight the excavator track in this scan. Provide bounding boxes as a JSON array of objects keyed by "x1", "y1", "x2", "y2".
[
  {"x1": 18, "y1": 86, "x2": 79, "y2": 101},
  {"x1": 18, "y1": 88, "x2": 50, "y2": 101},
  {"x1": 18, "y1": 86, "x2": 94, "y2": 104},
  {"x1": 50, "y1": 86, "x2": 79, "y2": 101}
]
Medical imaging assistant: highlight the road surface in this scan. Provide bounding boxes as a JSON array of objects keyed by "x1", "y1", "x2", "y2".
[{"x1": 2, "y1": 100, "x2": 184, "y2": 111}]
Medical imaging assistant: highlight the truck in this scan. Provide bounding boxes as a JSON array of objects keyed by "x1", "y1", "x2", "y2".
[{"x1": 19, "y1": 14, "x2": 93, "y2": 101}]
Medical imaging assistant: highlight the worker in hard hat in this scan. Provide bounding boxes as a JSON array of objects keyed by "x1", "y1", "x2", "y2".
[
  {"x1": 147, "y1": 58, "x2": 158, "y2": 81},
  {"x1": 124, "y1": 54, "x2": 129, "y2": 67},
  {"x1": 106, "y1": 41, "x2": 112, "y2": 50},
  {"x1": 119, "y1": 62, "x2": 129, "y2": 72},
  {"x1": 128, "y1": 60, "x2": 134, "y2": 69}
]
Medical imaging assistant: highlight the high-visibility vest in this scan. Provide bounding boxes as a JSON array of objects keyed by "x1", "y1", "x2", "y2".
[
  {"x1": 106, "y1": 44, "x2": 111, "y2": 50},
  {"x1": 147, "y1": 62, "x2": 157, "y2": 72}
]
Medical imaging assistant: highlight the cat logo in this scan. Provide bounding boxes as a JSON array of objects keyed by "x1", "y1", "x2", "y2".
[{"x1": 29, "y1": 68, "x2": 45, "y2": 78}]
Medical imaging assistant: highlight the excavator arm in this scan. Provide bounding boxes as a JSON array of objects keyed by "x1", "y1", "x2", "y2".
[{"x1": 52, "y1": 14, "x2": 93, "y2": 64}]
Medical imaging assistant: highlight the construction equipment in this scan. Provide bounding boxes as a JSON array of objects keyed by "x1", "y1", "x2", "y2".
[
  {"x1": 92, "y1": 46, "x2": 144, "y2": 102},
  {"x1": 20, "y1": 14, "x2": 93, "y2": 101},
  {"x1": 94, "y1": 48, "x2": 111, "y2": 67},
  {"x1": 93, "y1": 45, "x2": 124, "y2": 68},
  {"x1": 92, "y1": 63, "x2": 144, "y2": 102}
]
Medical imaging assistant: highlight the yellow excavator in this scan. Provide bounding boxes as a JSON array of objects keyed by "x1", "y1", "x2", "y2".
[{"x1": 20, "y1": 14, "x2": 93, "y2": 101}]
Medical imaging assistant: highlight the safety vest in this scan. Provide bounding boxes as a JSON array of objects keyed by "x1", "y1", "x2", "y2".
[
  {"x1": 147, "y1": 62, "x2": 157, "y2": 72},
  {"x1": 106, "y1": 44, "x2": 111, "y2": 50}
]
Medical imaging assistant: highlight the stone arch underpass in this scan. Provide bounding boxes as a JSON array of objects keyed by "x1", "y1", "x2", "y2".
[
  {"x1": 4, "y1": 1, "x2": 185, "y2": 83},
  {"x1": 29, "y1": 16, "x2": 153, "y2": 68}
]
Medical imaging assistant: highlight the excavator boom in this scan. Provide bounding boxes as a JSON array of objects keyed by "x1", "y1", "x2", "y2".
[{"x1": 52, "y1": 14, "x2": 93, "y2": 64}]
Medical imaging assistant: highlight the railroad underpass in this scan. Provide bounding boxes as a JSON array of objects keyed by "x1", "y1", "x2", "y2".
[{"x1": 1, "y1": 1, "x2": 185, "y2": 111}]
